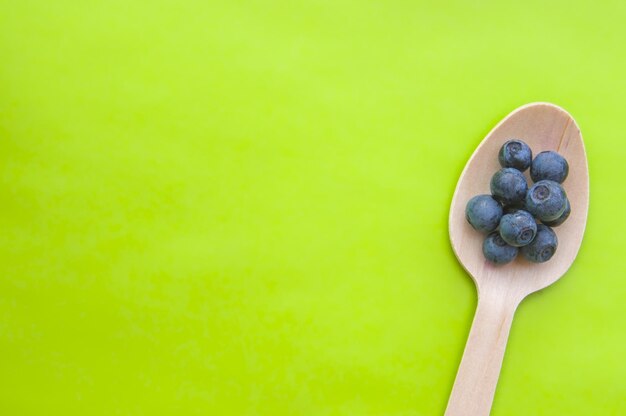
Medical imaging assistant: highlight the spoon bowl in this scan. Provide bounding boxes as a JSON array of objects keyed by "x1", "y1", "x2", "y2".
[{"x1": 445, "y1": 103, "x2": 588, "y2": 416}]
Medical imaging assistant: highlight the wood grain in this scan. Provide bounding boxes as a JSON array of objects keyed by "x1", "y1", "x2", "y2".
[{"x1": 445, "y1": 103, "x2": 589, "y2": 416}]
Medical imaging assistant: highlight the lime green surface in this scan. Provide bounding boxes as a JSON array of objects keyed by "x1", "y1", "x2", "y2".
[{"x1": 1, "y1": 1, "x2": 625, "y2": 415}]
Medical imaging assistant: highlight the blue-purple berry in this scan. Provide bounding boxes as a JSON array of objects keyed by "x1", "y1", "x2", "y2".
[
  {"x1": 483, "y1": 232, "x2": 518, "y2": 265},
  {"x1": 542, "y1": 198, "x2": 571, "y2": 227},
  {"x1": 490, "y1": 168, "x2": 528, "y2": 206},
  {"x1": 521, "y1": 224, "x2": 558, "y2": 263},
  {"x1": 499, "y1": 139, "x2": 532, "y2": 171},
  {"x1": 530, "y1": 151, "x2": 569, "y2": 183},
  {"x1": 465, "y1": 195, "x2": 503, "y2": 233},
  {"x1": 525, "y1": 180, "x2": 567, "y2": 222},
  {"x1": 499, "y1": 209, "x2": 537, "y2": 247}
]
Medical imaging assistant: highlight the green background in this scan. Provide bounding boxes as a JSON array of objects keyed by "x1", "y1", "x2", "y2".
[{"x1": 1, "y1": 1, "x2": 624, "y2": 414}]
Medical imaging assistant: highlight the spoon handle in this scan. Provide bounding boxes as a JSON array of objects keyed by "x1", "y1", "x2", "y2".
[{"x1": 445, "y1": 290, "x2": 520, "y2": 416}]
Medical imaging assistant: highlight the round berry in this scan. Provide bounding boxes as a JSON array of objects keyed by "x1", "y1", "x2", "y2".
[
  {"x1": 499, "y1": 209, "x2": 537, "y2": 247},
  {"x1": 490, "y1": 168, "x2": 528, "y2": 206},
  {"x1": 542, "y1": 198, "x2": 571, "y2": 227},
  {"x1": 498, "y1": 139, "x2": 532, "y2": 171},
  {"x1": 483, "y1": 231, "x2": 518, "y2": 265},
  {"x1": 525, "y1": 180, "x2": 567, "y2": 222},
  {"x1": 465, "y1": 195, "x2": 503, "y2": 233},
  {"x1": 530, "y1": 151, "x2": 569, "y2": 183},
  {"x1": 521, "y1": 224, "x2": 558, "y2": 263}
]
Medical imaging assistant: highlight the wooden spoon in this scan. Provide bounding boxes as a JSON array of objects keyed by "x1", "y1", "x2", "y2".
[{"x1": 446, "y1": 103, "x2": 589, "y2": 416}]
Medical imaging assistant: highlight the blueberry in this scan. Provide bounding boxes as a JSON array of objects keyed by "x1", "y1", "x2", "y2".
[
  {"x1": 483, "y1": 231, "x2": 518, "y2": 265},
  {"x1": 498, "y1": 209, "x2": 537, "y2": 247},
  {"x1": 542, "y1": 198, "x2": 571, "y2": 227},
  {"x1": 525, "y1": 180, "x2": 567, "y2": 222},
  {"x1": 530, "y1": 151, "x2": 569, "y2": 183},
  {"x1": 498, "y1": 139, "x2": 532, "y2": 171},
  {"x1": 465, "y1": 195, "x2": 503, "y2": 233},
  {"x1": 490, "y1": 168, "x2": 528, "y2": 206},
  {"x1": 521, "y1": 224, "x2": 558, "y2": 263}
]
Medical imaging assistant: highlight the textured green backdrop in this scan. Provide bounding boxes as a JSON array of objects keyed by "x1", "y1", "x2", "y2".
[{"x1": 1, "y1": 1, "x2": 625, "y2": 415}]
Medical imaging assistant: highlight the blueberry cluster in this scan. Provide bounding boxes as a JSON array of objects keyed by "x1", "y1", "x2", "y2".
[{"x1": 465, "y1": 139, "x2": 570, "y2": 265}]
